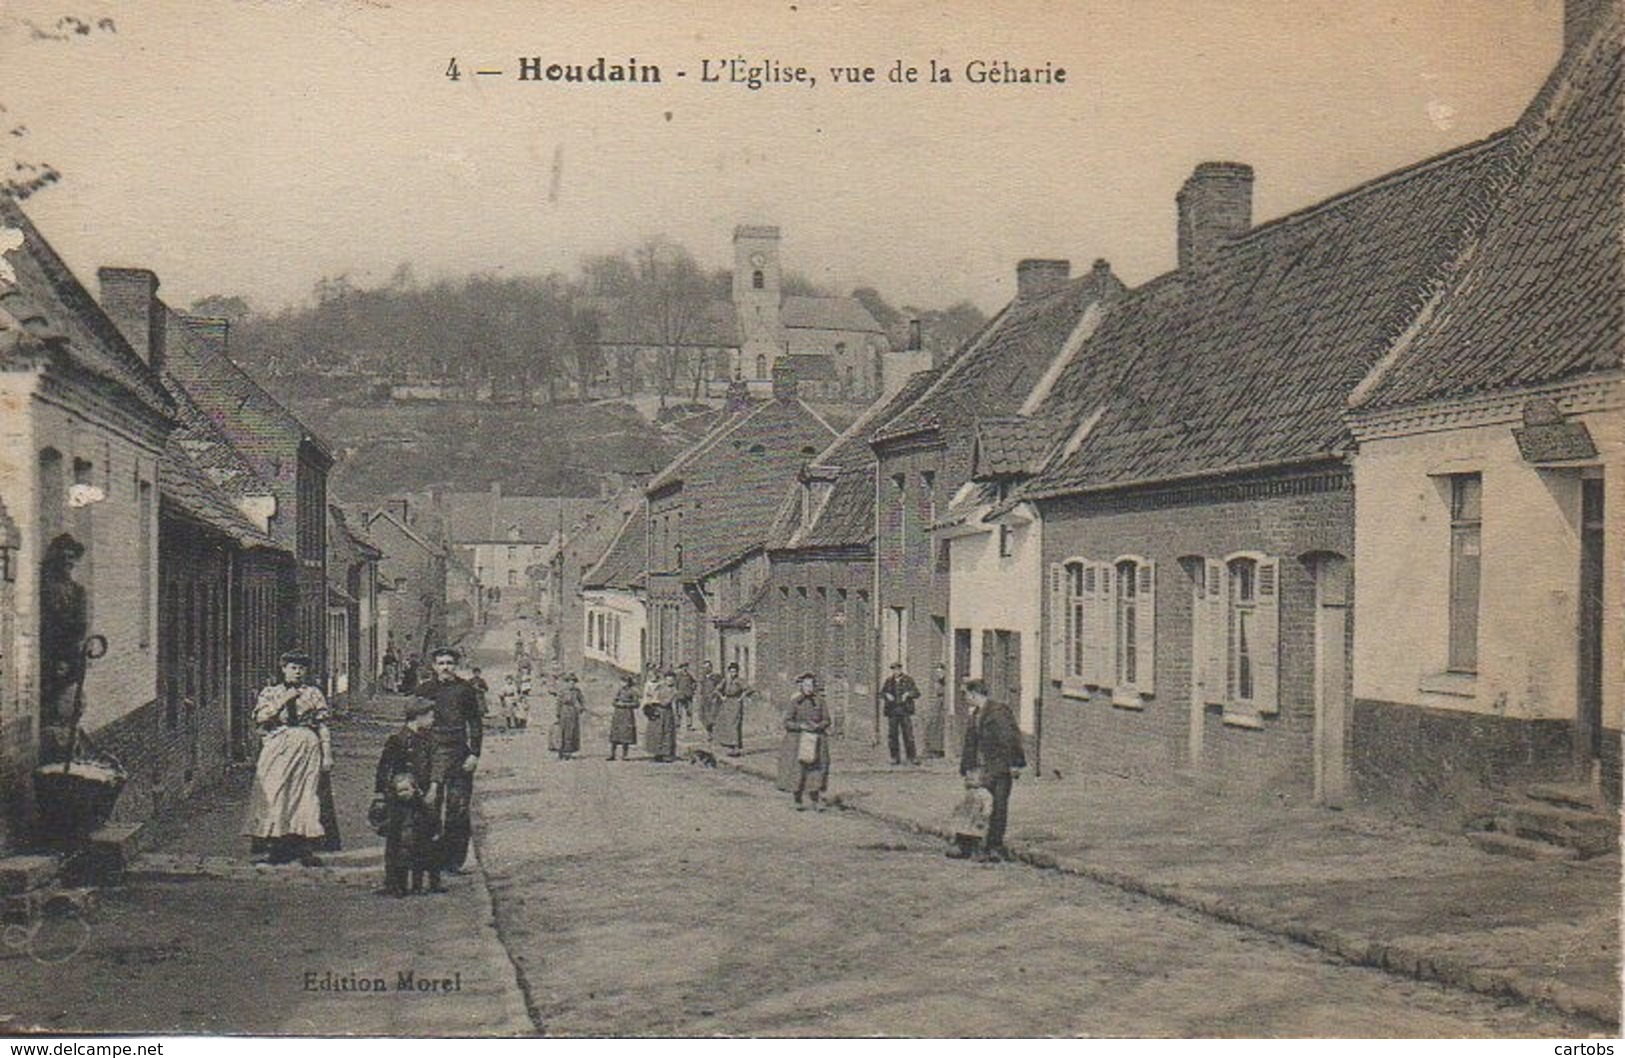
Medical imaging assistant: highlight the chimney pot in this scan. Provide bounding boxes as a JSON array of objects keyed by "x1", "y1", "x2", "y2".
[
  {"x1": 1016, "y1": 259, "x2": 1071, "y2": 299},
  {"x1": 1178, "y1": 162, "x2": 1253, "y2": 270},
  {"x1": 97, "y1": 267, "x2": 165, "y2": 371},
  {"x1": 907, "y1": 318, "x2": 923, "y2": 351}
]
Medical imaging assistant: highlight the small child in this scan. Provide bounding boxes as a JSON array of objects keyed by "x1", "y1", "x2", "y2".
[
  {"x1": 373, "y1": 698, "x2": 441, "y2": 896},
  {"x1": 497, "y1": 675, "x2": 518, "y2": 730}
]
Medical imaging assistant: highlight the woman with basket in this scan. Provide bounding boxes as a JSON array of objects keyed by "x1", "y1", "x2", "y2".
[
  {"x1": 778, "y1": 672, "x2": 831, "y2": 811},
  {"x1": 243, "y1": 651, "x2": 333, "y2": 866}
]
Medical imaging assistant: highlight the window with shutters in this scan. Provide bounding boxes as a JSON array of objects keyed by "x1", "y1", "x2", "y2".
[
  {"x1": 1067, "y1": 561, "x2": 1087, "y2": 684},
  {"x1": 1110, "y1": 556, "x2": 1156, "y2": 703},
  {"x1": 1115, "y1": 560, "x2": 1138, "y2": 688},
  {"x1": 1222, "y1": 552, "x2": 1280, "y2": 726}
]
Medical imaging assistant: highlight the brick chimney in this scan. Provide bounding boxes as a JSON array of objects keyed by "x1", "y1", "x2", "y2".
[
  {"x1": 1016, "y1": 259, "x2": 1071, "y2": 299},
  {"x1": 1567, "y1": 0, "x2": 1607, "y2": 52},
  {"x1": 97, "y1": 267, "x2": 164, "y2": 371},
  {"x1": 724, "y1": 374, "x2": 752, "y2": 413},
  {"x1": 907, "y1": 318, "x2": 922, "y2": 351},
  {"x1": 771, "y1": 362, "x2": 799, "y2": 401},
  {"x1": 180, "y1": 315, "x2": 230, "y2": 360},
  {"x1": 1177, "y1": 162, "x2": 1253, "y2": 270}
]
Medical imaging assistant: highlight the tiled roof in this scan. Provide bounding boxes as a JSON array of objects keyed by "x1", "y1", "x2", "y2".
[
  {"x1": 874, "y1": 267, "x2": 1122, "y2": 444},
  {"x1": 594, "y1": 296, "x2": 740, "y2": 348},
  {"x1": 782, "y1": 353, "x2": 837, "y2": 381},
  {"x1": 768, "y1": 367, "x2": 941, "y2": 552},
  {"x1": 582, "y1": 507, "x2": 647, "y2": 591},
  {"x1": 1353, "y1": 14, "x2": 1623, "y2": 410},
  {"x1": 436, "y1": 493, "x2": 602, "y2": 544},
  {"x1": 158, "y1": 440, "x2": 280, "y2": 549},
  {"x1": 0, "y1": 197, "x2": 173, "y2": 418},
  {"x1": 781, "y1": 295, "x2": 883, "y2": 334},
  {"x1": 974, "y1": 416, "x2": 1056, "y2": 478},
  {"x1": 1019, "y1": 132, "x2": 1511, "y2": 497},
  {"x1": 159, "y1": 325, "x2": 272, "y2": 504}
]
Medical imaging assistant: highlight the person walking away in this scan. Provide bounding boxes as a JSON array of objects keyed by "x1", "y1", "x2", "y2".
[
  {"x1": 714, "y1": 662, "x2": 751, "y2": 757},
  {"x1": 779, "y1": 672, "x2": 831, "y2": 810},
  {"x1": 880, "y1": 661, "x2": 921, "y2": 766},
  {"x1": 244, "y1": 651, "x2": 332, "y2": 865},
  {"x1": 925, "y1": 661, "x2": 949, "y2": 757},
  {"x1": 644, "y1": 671, "x2": 678, "y2": 762},
  {"x1": 697, "y1": 661, "x2": 721, "y2": 740},
  {"x1": 948, "y1": 677, "x2": 1026, "y2": 862},
  {"x1": 373, "y1": 698, "x2": 440, "y2": 896},
  {"x1": 414, "y1": 648, "x2": 483, "y2": 874},
  {"x1": 608, "y1": 673, "x2": 639, "y2": 760},
  {"x1": 674, "y1": 662, "x2": 697, "y2": 731},
  {"x1": 554, "y1": 673, "x2": 585, "y2": 760}
]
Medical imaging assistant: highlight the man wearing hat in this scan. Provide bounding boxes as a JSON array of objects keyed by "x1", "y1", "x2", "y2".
[
  {"x1": 414, "y1": 647, "x2": 483, "y2": 873},
  {"x1": 951, "y1": 677, "x2": 1026, "y2": 862},
  {"x1": 779, "y1": 672, "x2": 831, "y2": 810},
  {"x1": 673, "y1": 662, "x2": 697, "y2": 732},
  {"x1": 880, "y1": 661, "x2": 921, "y2": 766}
]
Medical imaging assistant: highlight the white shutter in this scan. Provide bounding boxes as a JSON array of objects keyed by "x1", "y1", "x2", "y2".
[
  {"x1": 1048, "y1": 563, "x2": 1066, "y2": 683},
  {"x1": 1255, "y1": 557, "x2": 1281, "y2": 715},
  {"x1": 1096, "y1": 560, "x2": 1115, "y2": 689},
  {"x1": 1203, "y1": 559, "x2": 1226, "y2": 704},
  {"x1": 1136, "y1": 560, "x2": 1156, "y2": 696},
  {"x1": 1078, "y1": 563, "x2": 1099, "y2": 685}
]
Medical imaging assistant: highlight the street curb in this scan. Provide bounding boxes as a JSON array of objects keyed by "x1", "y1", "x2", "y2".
[
  {"x1": 713, "y1": 753, "x2": 1620, "y2": 1031},
  {"x1": 470, "y1": 794, "x2": 546, "y2": 1036}
]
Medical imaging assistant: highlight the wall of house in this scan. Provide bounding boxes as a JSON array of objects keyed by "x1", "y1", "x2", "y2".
[
  {"x1": 875, "y1": 438, "x2": 968, "y2": 698},
  {"x1": 1037, "y1": 470, "x2": 1353, "y2": 803},
  {"x1": 1352, "y1": 398, "x2": 1623, "y2": 814},
  {"x1": 945, "y1": 511, "x2": 1043, "y2": 735},
  {"x1": 0, "y1": 367, "x2": 167, "y2": 843},
  {"x1": 784, "y1": 328, "x2": 886, "y2": 399},
  {"x1": 754, "y1": 551, "x2": 875, "y2": 738},
  {"x1": 583, "y1": 588, "x2": 646, "y2": 674}
]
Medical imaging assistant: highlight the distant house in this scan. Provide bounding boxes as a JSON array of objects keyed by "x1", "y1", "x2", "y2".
[
  {"x1": 1346, "y1": 10, "x2": 1622, "y2": 816},
  {"x1": 580, "y1": 507, "x2": 649, "y2": 676},
  {"x1": 365, "y1": 501, "x2": 448, "y2": 662},
  {"x1": 425, "y1": 484, "x2": 600, "y2": 621},
  {"x1": 327, "y1": 505, "x2": 381, "y2": 702},
  {"x1": 548, "y1": 486, "x2": 645, "y2": 674},
  {"x1": 643, "y1": 368, "x2": 837, "y2": 674}
]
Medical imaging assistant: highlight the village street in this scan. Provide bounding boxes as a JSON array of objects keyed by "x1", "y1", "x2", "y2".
[{"x1": 467, "y1": 625, "x2": 1599, "y2": 1038}]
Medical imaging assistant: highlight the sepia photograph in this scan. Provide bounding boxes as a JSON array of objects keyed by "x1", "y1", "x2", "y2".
[{"x1": 0, "y1": 0, "x2": 1618, "y2": 1041}]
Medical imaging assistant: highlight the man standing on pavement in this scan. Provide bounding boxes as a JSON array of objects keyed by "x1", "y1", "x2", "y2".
[
  {"x1": 696, "y1": 660, "x2": 721, "y2": 740},
  {"x1": 950, "y1": 677, "x2": 1025, "y2": 862},
  {"x1": 880, "y1": 661, "x2": 921, "y2": 766},
  {"x1": 414, "y1": 647, "x2": 483, "y2": 875},
  {"x1": 674, "y1": 661, "x2": 697, "y2": 732}
]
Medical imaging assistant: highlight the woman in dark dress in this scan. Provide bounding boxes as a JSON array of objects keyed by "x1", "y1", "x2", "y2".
[{"x1": 608, "y1": 673, "x2": 639, "y2": 760}]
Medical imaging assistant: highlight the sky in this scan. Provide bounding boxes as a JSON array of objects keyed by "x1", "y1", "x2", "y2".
[{"x1": 0, "y1": 0, "x2": 1563, "y2": 315}]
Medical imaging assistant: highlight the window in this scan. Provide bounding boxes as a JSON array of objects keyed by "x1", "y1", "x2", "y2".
[
  {"x1": 507, "y1": 545, "x2": 517, "y2": 562},
  {"x1": 532, "y1": 545, "x2": 543, "y2": 560},
  {"x1": 1049, "y1": 556, "x2": 1156, "y2": 699},
  {"x1": 920, "y1": 471, "x2": 936, "y2": 530},
  {"x1": 752, "y1": 269, "x2": 764, "y2": 290},
  {"x1": 998, "y1": 523, "x2": 1014, "y2": 558},
  {"x1": 755, "y1": 353, "x2": 767, "y2": 379},
  {"x1": 507, "y1": 570, "x2": 518, "y2": 587},
  {"x1": 1217, "y1": 553, "x2": 1280, "y2": 724},
  {"x1": 1229, "y1": 559, "x2": 1257, "y2": 702},
  {"x1": 1447, "y1": 474, "x2": 1482, "y2": 673},
  {"x1": 892, "y1": 474, "x2": 908, "y2": 558}
]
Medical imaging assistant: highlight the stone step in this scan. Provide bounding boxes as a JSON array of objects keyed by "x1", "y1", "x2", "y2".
[
  {"x1": 1506, "y1": 803, "x2": 1619, "y2": 857},
  {"x1": 0, "y1": 853, "x2": 60, "y2": 896},
  {"x1": 64, "y1": 822, "x2": 145, "y2": 885},
  {"x1": 1527, "y1": 782, "x2": 1607, "y2": 812},
  {"x1": 1468, "y1": 829, "x2": 1581, "y2": 862}
]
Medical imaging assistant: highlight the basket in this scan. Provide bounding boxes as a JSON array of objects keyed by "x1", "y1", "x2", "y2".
[{"x1": 33, "y1": 760, "x2": 127, "y2": 839}]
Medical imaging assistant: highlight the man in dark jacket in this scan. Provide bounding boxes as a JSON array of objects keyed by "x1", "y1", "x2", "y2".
[
  {"x1": 880, "y1": 661, "x2": 921, "y2": 766},
  {"x1": 951, "y1": 677, "x2": 1026, "y2": 862},
  {"x1": 414, "y1": 647, "x2": 483, "y2": 874},
  {"x1": 674, "y1": 662, "x2": 698, "y2": 731}
]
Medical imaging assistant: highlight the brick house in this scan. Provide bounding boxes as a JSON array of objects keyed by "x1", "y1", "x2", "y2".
[
  {"x1": 749, "y1": 367, "x2": 940, "y2": 739},
  {"x1": 1346, "y1": 8, "x2": 1622, "y2": 818},
  {"x1": 868, "y1": 259, "x2": 1121, "y2": 730},
  {"x1": 98, "y1": 281, "x2": 334, "y2": 679},
  {"x1": 366, "y1": 502, "x2": 449, "y2": 662},
  {"x1": 0, "y1": 199, "x2": 174, "y2": 847},
  {"x1": 643, "y1": 368, "x2": 835, "y2": 674},
  {"x1": 327, "y1": 504, "x2": 381, "y2": 703},
  {"x1": 982, "y1": 136, "x2": 1512, "y2": 805}
]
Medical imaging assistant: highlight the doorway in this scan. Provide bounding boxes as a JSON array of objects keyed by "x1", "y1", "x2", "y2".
[
  {"x1": 1309, "y1": 553, "x2": 1350, "y2": 807},
  {"x1": 1577, "y1": 477, "x2": 1605, "y2": 769}
]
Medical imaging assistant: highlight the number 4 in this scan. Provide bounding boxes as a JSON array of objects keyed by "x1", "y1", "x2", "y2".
[{"x1": 446, "y1": 57, "x2": 461, "y2": 81}]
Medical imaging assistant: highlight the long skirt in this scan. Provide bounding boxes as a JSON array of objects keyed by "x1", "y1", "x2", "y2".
[
  {"x1": 609, "y1": 706, "x2": 638, "y2": 746},
  {"x1": 715, "y1": 696, "x2": 745, "y2": 750},
  {"x1": 244, "y1": 726, "x2": 326, "y2": 839},
  {"x1": 698, "y1": 693, "x2": 719, "y2": 732},
  {"x1": 776, "y1": 731, "x2": 830, "y2": 794},
  {"x1": 556, "y1": 705, "x2": 582, "y2": 754},
  {"x1": 644, "y1": 705, "x2": 677, "y2": 759}
]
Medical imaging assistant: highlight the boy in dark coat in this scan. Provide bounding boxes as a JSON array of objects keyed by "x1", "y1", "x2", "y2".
[{"x1": 374, "y1": 698, "x2": 440, "y2": 896}]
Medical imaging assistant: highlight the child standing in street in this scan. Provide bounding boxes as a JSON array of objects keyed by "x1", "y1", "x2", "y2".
[{"x1": 372, "y1": 698, "x2": 441, "y2": 896}]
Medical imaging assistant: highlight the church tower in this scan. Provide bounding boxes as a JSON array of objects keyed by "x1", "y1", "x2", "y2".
[{"x1": 732, "y1": 225, "x2": 784, "y2": 383}]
